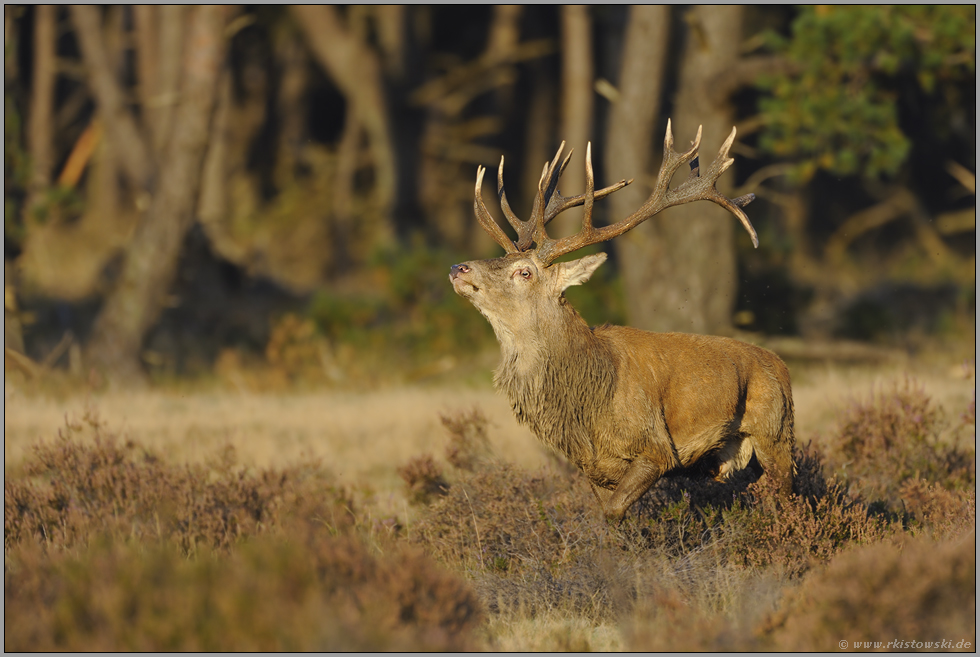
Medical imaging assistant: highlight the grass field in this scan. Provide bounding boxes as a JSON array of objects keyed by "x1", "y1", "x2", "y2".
[{"x1": 4, "y1": 353, "x2": 976, "y2": 650}]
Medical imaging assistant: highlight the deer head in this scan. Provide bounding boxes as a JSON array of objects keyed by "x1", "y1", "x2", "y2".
[{"x1": 450, "y1": 120, "x2": 758, "y2": 344}]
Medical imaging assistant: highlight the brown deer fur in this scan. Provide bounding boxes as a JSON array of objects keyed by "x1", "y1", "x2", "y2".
[
  {"x1": 450, "y1": 246, "x2": 795, "y2": 524},
  {"x1": 451, "y1": 126, "x2": 795, "y2": 523}
]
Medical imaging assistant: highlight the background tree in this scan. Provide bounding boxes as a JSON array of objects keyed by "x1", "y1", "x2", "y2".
[
  {"x1": 749, "y1": 5, "x2": 975, "y2": 339},
  {"x1": 3, "y1": 5, "x2": 974, "y2": 381},
  {"x1": 81, "y1": 5, "x2": 228, "y2": 381},
  {"x1": 606, "y1": 5, "x2": 747, "y2": 334}
]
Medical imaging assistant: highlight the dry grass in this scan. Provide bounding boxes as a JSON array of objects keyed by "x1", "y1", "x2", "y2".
[
  {"x1": 4, "y1": 357, "x2": 976, "y2": 650},
  {"x1": 791, "y1": 358, "x2": 975, "y2": 450},
  {"x1": 4, "y1": 385, "x2": 549, "y2": 493}
]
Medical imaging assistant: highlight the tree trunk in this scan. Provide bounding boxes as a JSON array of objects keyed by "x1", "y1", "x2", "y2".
[
  {"x1": 613, "y1": 5, "x2": 744, "y2": 334},
  {"x1": 152, "y1": 6, "x2": 184, "y2": 155},
  {"x1": 603, "y1": 5, "x2": 669, "y2": 317},
  {"x1": 85, "y1": 5, "x2": 226, "y2": 381},
  {"x1": 555, "y1": 5, "x2": 594, "y2": 237},
  {"x1": 70, "y1": 5, "x2": 153, "y2": 192},
  {"x1": 373, "y1": 5, "x2": 405, "y2": 78},
  {"x1": 132, "y1": 6, "x2": 158, "y2": 114},
  {"x1": 290, "y1": 5, "x2": 396, "y2": 228},
  {"x1": 27, "y1": 4, "x2": 56, "y2": 211}
]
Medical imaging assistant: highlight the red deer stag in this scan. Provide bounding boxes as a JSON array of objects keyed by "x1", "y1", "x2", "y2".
[{"x1": 449, "y1": 121, "x2": 795, "y2": 524}]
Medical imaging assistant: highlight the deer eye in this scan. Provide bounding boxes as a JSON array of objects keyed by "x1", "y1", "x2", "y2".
[{"x1": 514, "y1": 268, "x2": 532, "y2": 280}]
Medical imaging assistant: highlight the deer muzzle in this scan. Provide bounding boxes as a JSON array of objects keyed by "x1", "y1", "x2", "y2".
[{"x1": 449, "y1": 263, "x2": 471, "y2": 281}]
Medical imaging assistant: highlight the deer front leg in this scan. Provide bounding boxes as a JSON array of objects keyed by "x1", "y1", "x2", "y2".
[
  {"x1": 589, "y1": 480, "x2": 613, "y2": 508},
  {"x1": 602, "y1": 455, "x2": 668, "y2": 525}
]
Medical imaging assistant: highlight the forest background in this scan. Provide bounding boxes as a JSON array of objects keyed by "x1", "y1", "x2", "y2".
[
  {"x1": 4, "y1": 5, "x2": 974, "y2": 384},
  {"x1": 4, "y1": 6, "x2": 976, "y2": 651}
]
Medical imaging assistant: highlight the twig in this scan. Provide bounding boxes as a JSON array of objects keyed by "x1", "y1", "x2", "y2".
[{"x1": 461, "y1": 488, "x2": 484, "y2": 570}]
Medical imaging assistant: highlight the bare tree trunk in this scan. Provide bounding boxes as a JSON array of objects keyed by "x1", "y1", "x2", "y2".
[
  {"x1": 27, "y1": 4, "x2": 56, "y2": 212},
  {"x1": 86, "y1": 5, "x2": 226, "y2": 381},
  {"x1": 152, "y1": 6, "x2": 184, "y2": 155},
  {"x1": 4, "y1": 7, "x2": 17, "y2": 81},
  {"x1": 273, "y1": 27, "x2": 309, "y2": 188},
  {"x1": 70, "y1": 5, "x2": 153, "y2": 192},
  {"x1": 132, "y1": 6, "x2": 158, "y2": 113},
  {"x1": 555, "y1": 5, "x2": 594, "y2": 237},
  {"x1": 197, "y1": 73, "x2": 241, "y2": 262},
  {"x1": 290, "y1": 5, "x2": 396, "y2": 227},
  {"x1": 604, "y1": 5, "x2": 670, "y2": 320},
  {"x1": 374, "y1": 5, "x2": 405, "y2": 78},
  {"x1": 656, "y1": 5, "x2": 744, "y2": 334},
  {"x1": 522, "y1": 73, "x2": 556, "y2": 223},
  {"x1": 613, "y1": 5, "x2": 744, "y2": 334},
  {"x1": 485, "y1": 5, "x2": 523, "y2": 60}
]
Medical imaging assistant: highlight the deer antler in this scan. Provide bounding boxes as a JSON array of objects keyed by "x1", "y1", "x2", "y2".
[
  {"x1": 473, "y1": 120, "x2": 759, "y2": 265},
  {"x1": 475, "y1": 142, "x2": 632, "y2": 256}
]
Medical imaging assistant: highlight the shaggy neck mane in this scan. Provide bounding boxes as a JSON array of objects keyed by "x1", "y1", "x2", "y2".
[{"x1": 493, "y1": 305, "x2": 616, "y2": 465}]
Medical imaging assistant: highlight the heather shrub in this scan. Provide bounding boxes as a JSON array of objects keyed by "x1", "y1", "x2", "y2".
[
  {"x1": 719, "y1": 475, "x2": 893, "y2": 575},
  {"x1": 4, "y1": 413, "x2": 354, "y2": 555},
  {"x1": 825, "y1": 378, "x2": 975, "y2": 506},
  {"x1": 442, "y1": 408, "x2": 493, "y2": 472},
  {"x1": 410, "y1": 435, "x2": 900, "y2": 626},
  {"x1": 4, "y1": 533, "x2": 482, "y2": 651},
  {"x1": 397, "y1": 454, "x2": 450, "y2": 505},
  {"x1": 4, "y1": 415, "x2": 482, "y2": 651},
  {"x1": 899, "y1": 477, "x2": 976, "y2": 539},
  {"x1": 766, "y1": 532, "x2": 976, "y2": 651},
  {"x1": 410, "y1": 460, "x2": 624, "y2": 619},
  {"x1": 626, "y1": 568, "x2": 776, "y2": 652},
  {"x1": 624, "y1": 443, "x2": 893, "y2": 576}
]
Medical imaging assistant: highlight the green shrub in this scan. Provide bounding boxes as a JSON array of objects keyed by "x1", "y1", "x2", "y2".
[{"x1": 306, "y1": 244, "x2": 496, "y2": 361}]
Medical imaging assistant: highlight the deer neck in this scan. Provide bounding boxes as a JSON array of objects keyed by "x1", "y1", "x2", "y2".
[
  {"x1": 492, "y1": 301, "x2": 613, "y2": 464},
  {"x1": 492, "y1": 298, "x2": 588, "y2": 372}
]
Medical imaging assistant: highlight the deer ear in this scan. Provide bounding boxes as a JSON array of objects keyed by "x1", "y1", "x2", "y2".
[{"x1": 555, "y1": 252, "x2": 607, "y2": 292}]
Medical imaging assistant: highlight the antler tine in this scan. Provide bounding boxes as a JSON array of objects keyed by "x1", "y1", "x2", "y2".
[
  {"x1": 653, "y1": 120, "x2": 702, "y2": 198},
  {"x1": 471, "y1": 122, "x2": 759, "y2": 264},
  {"x1": 533, "y1": 142, "x2": 601, "y2": 264},
  {"x1": 496, "y1": 156, "x2": 523, "y2": 234},
  {"x1": 583, "y1": 142, "x2": 596, "y2": 231},
  {"x1": 642, "y1": 123, "x2": 759, "y2": 246},
  {"x1": 685, "y1": 126, "x2": 759, "y2": 247},
  {"x1": 543, "y1": 178, "x2": 633, "y2": 226},
  {"x1": 519, "y1": 143, "x2": 567, "y2": 250},
  {"x1": 474, "y1": 165, "x2": 519, "y2": 254},
  {"x1": 539, "y1": 141, "x2": 568, "y2": 200},
  {"x1": 539, "y1": 121, "x2": 759, "y2": 264},
  {"x1": 539, "y1": 148, "x2": 576, "y2": 227},
  {"x1": 530, "y1": 143, "x2": 567, "y2": 217},
  {"x1": 555, "y1": 147, "x2": 574, "y2": 187}
]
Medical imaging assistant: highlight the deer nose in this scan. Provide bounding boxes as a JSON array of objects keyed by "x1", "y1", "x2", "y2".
[{"x1": 450, "y1": 263, "x2": 470, "y2": 280}]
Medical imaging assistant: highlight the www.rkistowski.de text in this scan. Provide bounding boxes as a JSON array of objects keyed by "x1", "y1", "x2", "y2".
[{"x1": 840, "y1": 639, "x2": 972, "y2": 650}]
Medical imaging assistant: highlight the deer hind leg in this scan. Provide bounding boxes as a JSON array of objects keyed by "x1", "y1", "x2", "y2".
[
  {"x1": 740, "y1": 403, "x2": 795, "y2": 497},
  {"x1": 713, "y1": 435, "x2": 756, "y2": 482}
]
